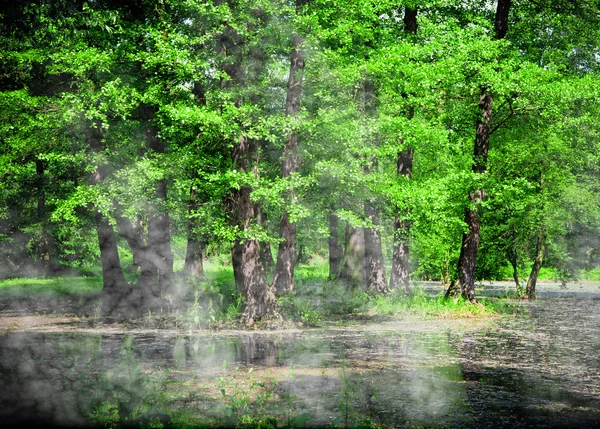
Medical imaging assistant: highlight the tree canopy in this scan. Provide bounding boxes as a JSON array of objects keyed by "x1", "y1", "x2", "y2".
[{"x1": 1, "y1": 0, "x2": 599, "y2": 321}]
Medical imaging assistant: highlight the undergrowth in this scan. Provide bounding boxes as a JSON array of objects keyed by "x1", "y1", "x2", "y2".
[
  {"x1": 0, "y1": 257, "x2": 524, "y2": 325},
  {"x1": 367, "y1": 287, "x2": 517, "y2": 319}
]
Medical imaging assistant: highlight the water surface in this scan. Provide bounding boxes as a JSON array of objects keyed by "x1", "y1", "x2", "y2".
[{"x1": 2, "y1": 297, "x2": 600, "y2": 427}]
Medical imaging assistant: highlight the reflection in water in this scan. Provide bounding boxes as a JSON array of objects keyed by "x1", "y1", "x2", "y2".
[{"x1": 1, "y1": 299, "x2": 600, "y2": 427}]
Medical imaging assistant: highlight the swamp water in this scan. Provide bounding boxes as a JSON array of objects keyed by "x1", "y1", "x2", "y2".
[{"x1": 2, "y1": 297, "x2": 600, "y2": 428}]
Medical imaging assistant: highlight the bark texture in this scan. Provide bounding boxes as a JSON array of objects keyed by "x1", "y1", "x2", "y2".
[
  {"x1": 143, "y1": 119, "x2": 174, "y2": 298},
  {"x1": 273, "y1": 33, "x2": 305, "y2": 296},
  {"x1": 389, "y1": 7, "x2": 417, "y2": 293},
  {"x1": 526, "y1": 232, "x2": 545, "y2": 299},
  {"x1": 255, "y1": 203, "x2": 274, "y2": 270},
  {"x1": 183, "y1": 186, "x2": 205, "y2": 280},
  {"x1": 451, "y1": 90, "x2": 493, "y2": 302},
  {"x1": 494, "y1": 0, "x2": 511, "y2": 40},
  {"x1": 218, "y1": 21, "x2": 277, "y2": 323},
  {"x1": 95, "y1": 213, "x2": 128, "y2": 299},
  {"x1": 184, "y1": 237, "x2": 205, "y2": 280},
  {"x1": 85, "y1": 124, "x2": 129, "y2": 312},
  {"x1": 359, "y1": 76, "x2": 386, "y2": 294},
  {"x1": 229, "y1": 137, "x2": 278, "y2": 323},
  {"x1": 364, "y1": 201, "x2": 387, "y2": 295},
  {"x1": 446, "y1": 0, "x2": 511, "y2": 302},
  {"x1": 390, "y1": 147, "x2": 413, "y2": 293},
  {"x1": 341, "y1": 224, "x2": 366, "y2": 289},
  {"x1": 328, "y1": 209, "x2": 343, "y2": 279}
]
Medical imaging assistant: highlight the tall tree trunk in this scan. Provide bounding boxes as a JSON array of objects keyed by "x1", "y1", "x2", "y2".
[
  {"x1": 254, "y1": 203, "x2": 274, "y2": 271},
  {"x1": 218, "y1": 18, "x2": 277, "y2": 323},
  {"x1": 359, "y1": 72, "x2": 386, "y2": 294},
  {"x1": 273, "y1": 33, "x2": 305, "y2": 296},
  {"x1": 230, "y1": 137, "x2": 277, "y2": 323},
  {"x1": 526, "y1": 231, "x2": 545, "y2": 299},
  {"x1": 184, "y1": 238, "x2": 205, "y2": 280},
  {"x1": 446, "y1": 0, "x2": 511, "y2": 303},
  {"x1": 231, "y1": 241, "x2": 245, "y2": 294},
  {"x1": 451, "y1": 89, "x2": 493, "y2": 302},
  {"x1": 364, "y1": 201, "x2": 387, "y2": 294},
  {"x1": 85, "y1": 123, "x2": 129, "y2": 311},
  {"x1": 115, "y1": 212, "x2": 144, "y2": 271},
  {"x1": 341, "y1": 224, "x2": 366, "y2": 289},
  {"x1": 526, "y1": 170, "x2": 545, "y2": 299},
  {"x1": 328, "y1": 209, "x2": 343, "y2": 279},
  {"x1": 507, "y1": 246, "x2": 524, "y2": 296},
  {"x1": 390, "y1": 147, "x2": 414, "y2": 293},
  {"x1": 389, "y1": 7, "x2": 418, "y2": 293},
  {"x1": 95, "y1": 212, "x2": 128, "y2": 300},
  {"x1": 35, "y1": 159, "x2": 52, "y2": 276},
  {"x1": 141, "y1": 117, "x2": 174, "y2": 299}
]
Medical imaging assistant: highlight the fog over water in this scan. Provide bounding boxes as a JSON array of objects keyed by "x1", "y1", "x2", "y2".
[{"x1": 2, "y1": 290, "x2": 600, "y2": 428}]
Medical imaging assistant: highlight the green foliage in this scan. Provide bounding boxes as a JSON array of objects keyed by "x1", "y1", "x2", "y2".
[
  {"x1": 215, "y1": 364, "x2": 279, "y2": 429},
  {"x1": 89, "y1": 336, "x2": 171, "y2": 429},
  {"x1": 368, "y1": 287, "x2": 516, "y2": 319},
  {"x1": 278, "y1": 294, "x2": 322, "y2": 327},
  {"x1": 1, "y1": 0, "x2": 599, "y2": 313}
]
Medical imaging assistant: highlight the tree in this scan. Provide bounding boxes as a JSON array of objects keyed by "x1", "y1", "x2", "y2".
[
  {"x1": 273, "y1": 0, "x2": 307, "y2": 296},
  {"x1": 389, "y1": 6, "x2": 418, "y2": 293},
  {"x1": 445, "y1": 0, "x2": 512, "y2": 303}
]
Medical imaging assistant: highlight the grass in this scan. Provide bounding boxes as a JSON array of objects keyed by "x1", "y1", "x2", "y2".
[
  {"x1": 367, "y1": 288, "x2": 519, "y2": 319},
  {"x1": 0, "y1": 255, "x2": 523, "y2": 324},
  {"x1": 0, "y1": 276, "x2": 102, "y2": 298}
]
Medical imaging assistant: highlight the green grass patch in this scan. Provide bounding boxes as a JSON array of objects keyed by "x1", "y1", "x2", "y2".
[
  {"x1": 584, "y1": 267, "x2": 600, "y2": 281},
  {"x1": 0, "y1": 276, "x2": 102, "y2": 298},
  {"x1": 368, "y1": 287, "x2": 520, "y2": 319},
  {"x1": 295, "y1": 255, "x2": 330, "y2": 283},
  {"x1": 178, "y1": 262, "x2": 243, "y2": 329}
]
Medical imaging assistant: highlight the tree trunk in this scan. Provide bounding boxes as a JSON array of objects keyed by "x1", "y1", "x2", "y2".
[
  {"x1": 229, "y1": 136, "x2": 278, "y2": 323},
  {"x1": 260, "y1": 241, "x2": 274, "y2": 270},
  {"x1": 254, "y1": 203, "x2": 274, "y2": 270},
  {"x1": 85, "y1": 123, "x2": 129, "y2": 312},
  {"x1": 341, "y1": 224, "x2": 366, "y2": 289},
  {"x1": 328, "y1": 209, "x2": 343, "y2": 279},
  {"x1": 445, "y1": 0, "x2": 511, "y2": 303},
  {"x1": 273, "y1": 210, "x2": 296, "y2": 296},
  {"x1": 218, "y1": 19, "x2": 278, "y2": 323},
  {"x1": 507, "y1": 247, "x2": 524, "y2": 296},
  {"x1": 115, "y1": 212, "x2": 144, "y2": 271},
  {"x1": 404, "y1": 6, "x2": 418, "y2": 34},
  {"x1": 95, "y1": 212, "x2": 129, "y2": 301},
  {"x1": 447, "y1": 90, "x2": 493, "y2": 302},
  {"x1": 526, "y1": 171, "x2": 546, "y2": 300},
  {"x1": 389, "y1": 7, "x2": 418, "y2": 293},
  {"x1": 455, "y1": 202, "x2": 484, "y2": 303},
  {"x1": 142, "y1": 118, "x2": 174, "y2": 299},
  {"x1": 35, "y1": 159, "x2": 52, "y2": 276},
  {"x1": 390, "y1": 147, "x2": 413, "y2": 293},
  {"x1": 184, "y1": 238, "x2": 205, "y2": 280},
  {"x1": 364, "y1": 201, "x2": 387, "y2": 295},
  {"x1": 358, "y1": 71, "x2": 386, "y2": 295},
  {"x1": 183, "y1": 185, "x2": 205, "y2": 280},
  {"x1": 526, "y1": 232, "x2": 545, "y2": 299},
  {"x1": 273, "y1": 33, "x2": 305, "y2": 296}
]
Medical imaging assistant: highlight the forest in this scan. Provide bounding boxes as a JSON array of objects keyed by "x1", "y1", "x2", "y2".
[
  {"x1": 1, "y1": 1, "x2": 600, "y2": 427},
  {"x1": 1, "y1": 0, "x2": 599, "y2": 319}
]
